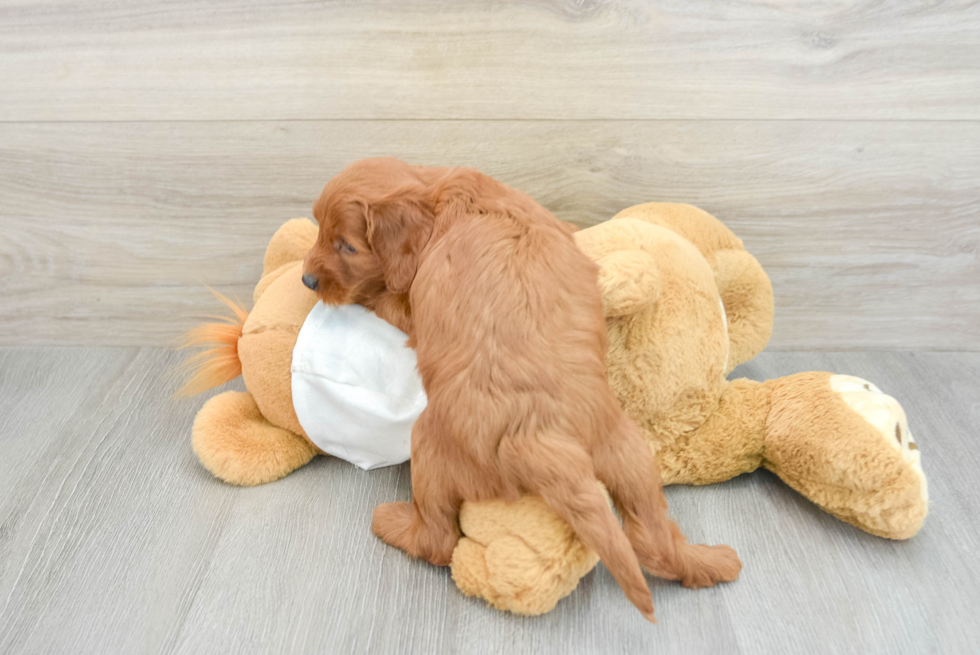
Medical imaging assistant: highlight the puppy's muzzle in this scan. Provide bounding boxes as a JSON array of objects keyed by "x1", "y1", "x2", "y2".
[{"x1": 302, "y1": 273, "x2": 319, "y2": 291}]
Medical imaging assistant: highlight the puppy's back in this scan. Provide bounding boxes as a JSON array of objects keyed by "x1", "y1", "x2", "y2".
[{"x1": 411, "y1": 200, "x2": 608, "y2": 410}]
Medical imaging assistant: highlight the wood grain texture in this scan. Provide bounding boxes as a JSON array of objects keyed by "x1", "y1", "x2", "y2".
[
  {"x1": 2, "y1": 0, "x2": 979, "y2": 121},
  {"x1": 1, "y1": 120, "x2": 977, "y2": 349},
  {"x1": 0, "y1": 348, "x2": 977, "y2": 654}
]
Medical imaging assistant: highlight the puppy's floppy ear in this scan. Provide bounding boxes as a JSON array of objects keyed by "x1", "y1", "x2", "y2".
[{"x1": 366, "y1": 191, "x2": 435, "y2": 294}]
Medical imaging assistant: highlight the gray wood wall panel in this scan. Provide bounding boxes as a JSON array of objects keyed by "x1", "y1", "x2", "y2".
[
  {"x1": 1, "y1": 121, "x2": 977, "y2": 349},
  {"x1": 2, "y1": 0, "x2": 979, "y2": 121},
  {"x1": 0, "y1": 348, "x2": 977, "y2": 654},
  {"x1": 2, "y1": 1, "x2": 978, "y2": 350}
]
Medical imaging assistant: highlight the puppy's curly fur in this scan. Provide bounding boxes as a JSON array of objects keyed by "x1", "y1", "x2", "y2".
[{"x1": 304, "y1": 158, "x2": 741, "y2": 621}]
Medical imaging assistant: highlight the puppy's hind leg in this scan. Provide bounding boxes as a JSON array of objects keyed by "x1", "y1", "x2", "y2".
[
  {"x1": 596, "y1": 416, "x2": 742, "y2": 589},
  {"x1": 372, "y1": 411, "x2": 461, "y2": 566}
]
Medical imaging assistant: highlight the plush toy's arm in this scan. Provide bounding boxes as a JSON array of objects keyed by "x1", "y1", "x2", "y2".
[
  {"x1": 709, "y1": 249, "x2": 773, "y2": 372},
  {"x1": 607, "y1": 203, "x2": 774, "y2": 370},
  {"x1": 593, "y1": 250, "x2": 660, "y2": 317},
  {"x1": 574, "y1": 218, "x2": 663, "y2": 317}
]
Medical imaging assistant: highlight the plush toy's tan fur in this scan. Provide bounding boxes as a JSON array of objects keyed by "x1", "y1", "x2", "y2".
[
  {"x1": 182, "y1": 204, "x2": 928, "y2": 616},
  {"x1": 188, "y1": 219, "x2": 324, "y2": 485}
]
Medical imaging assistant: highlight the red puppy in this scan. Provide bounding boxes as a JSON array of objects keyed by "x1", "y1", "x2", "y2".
[{"x1": 303, "y1": 159, "x2": 741, "y2": 620}]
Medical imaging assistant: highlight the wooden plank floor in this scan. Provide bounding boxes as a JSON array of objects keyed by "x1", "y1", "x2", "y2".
[{"x1": 1, "y1": 348, "x2": 977, "y2": 655}]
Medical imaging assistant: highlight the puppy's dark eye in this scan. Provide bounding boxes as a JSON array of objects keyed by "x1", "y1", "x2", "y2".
[{"x1": 335, "y1": 239, "x2": 356, "y2": 255}]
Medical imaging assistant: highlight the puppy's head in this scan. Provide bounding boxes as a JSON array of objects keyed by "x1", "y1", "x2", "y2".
[{"x1": 304, "y1": 158, "x2": 436, "y2": 304}]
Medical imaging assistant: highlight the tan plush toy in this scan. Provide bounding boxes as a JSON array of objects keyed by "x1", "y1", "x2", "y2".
[{"x1": 181, "y1": 203, "x2": 928, "y2": 616}]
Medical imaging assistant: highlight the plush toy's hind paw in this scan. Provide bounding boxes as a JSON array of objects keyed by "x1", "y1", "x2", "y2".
[
  {"x1": 763, "y1": 372, "x2": 928, "y2": 540},
  {"x1": 830, "y1": 375, "x2": 927, "y2": 504},
  {"x1": 192, "y1": 391, "x2": 318, "y2": 485},
  {"x1": 450, "y1": 496, "x2": 599, "y2": 615}
]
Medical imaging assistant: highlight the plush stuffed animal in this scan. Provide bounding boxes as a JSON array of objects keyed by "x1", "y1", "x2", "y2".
[{"x1": 181, "y1": 203, "x2": 927, "y2": 616}]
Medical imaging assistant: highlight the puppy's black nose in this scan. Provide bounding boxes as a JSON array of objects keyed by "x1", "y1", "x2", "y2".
[{"x1": 302, "y1": 273, "x2": 319, "y2": 291}]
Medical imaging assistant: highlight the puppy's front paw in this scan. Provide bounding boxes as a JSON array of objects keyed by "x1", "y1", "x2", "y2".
[{"x1": 372, "y1": 501, "x2": 457, "y2": 565}]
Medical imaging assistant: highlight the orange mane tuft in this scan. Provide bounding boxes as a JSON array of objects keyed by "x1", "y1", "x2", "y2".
[{"x1": 175, "y1": 289, "x2": 249, "y2": 396}]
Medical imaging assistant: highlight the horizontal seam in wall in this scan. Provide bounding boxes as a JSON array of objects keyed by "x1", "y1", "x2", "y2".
[{"x1": 1, "y1": 118, "x2": 980, "y2": 125}]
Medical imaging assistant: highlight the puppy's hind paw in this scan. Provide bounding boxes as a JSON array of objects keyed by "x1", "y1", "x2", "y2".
[{"x1": 680, "y1": 544, "x2": 742, "y2": 589}]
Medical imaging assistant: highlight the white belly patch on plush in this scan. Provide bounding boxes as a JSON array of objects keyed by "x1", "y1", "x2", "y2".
[{"x1": 291, "y1": 302, "x2": 427, "y2": 470}]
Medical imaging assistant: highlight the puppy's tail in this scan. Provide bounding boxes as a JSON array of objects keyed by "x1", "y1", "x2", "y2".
[
  {"x1": 175, "y1": 289, "x2": 249, "y2": 396},
  {"x1": 517, "y1": 443, "x2": 656, "y2": 622}
]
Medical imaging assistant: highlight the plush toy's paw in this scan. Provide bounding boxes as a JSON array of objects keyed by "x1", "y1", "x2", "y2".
[
  {"x1": 678, "y1": 544, "x2": 742, "y2": 589},
  {"x1": 828, "y1": 374, "x2": 928, "y2": 538},
  {"x1": 192, "y1": 391, "x2": 318, "y2": 485},
  {"x1": 450, "y1": 496, "x2": 600, "y2": 615},
  {"x1": 764, "y1": 372, "x2": 928, "y2": 539},
  {"x1": 829, "y1": 375, "x2": 926, "y2": 497}
]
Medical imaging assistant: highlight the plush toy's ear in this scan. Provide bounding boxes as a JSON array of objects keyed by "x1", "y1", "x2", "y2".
[
  {"x1": 255, "y1": 219, "x2": 319, "y2": 304},
  {"x1": 594, "y1": 250, "x2": 660, "y2": 317},
  {"x1": 366, "y1": 192, "x2": 435, "y2": 294},
  {"x1": 262, "y1": 218, "x2": 319, "y2": 278}
]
